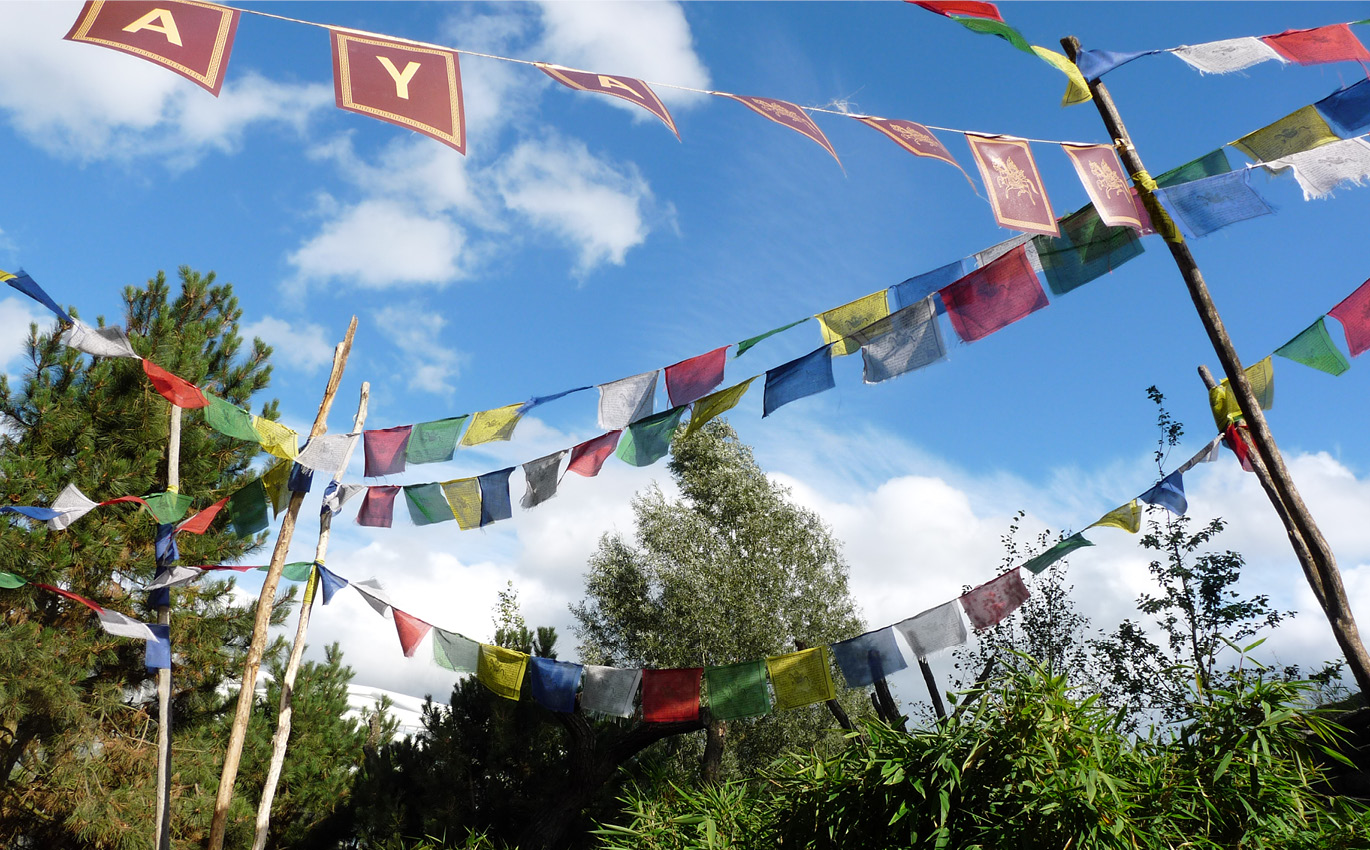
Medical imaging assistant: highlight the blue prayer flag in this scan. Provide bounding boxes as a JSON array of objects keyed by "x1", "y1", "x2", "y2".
[
  {"x1": 144, "y1": 624, "x2": 172, "y2": 670},
  {"x1": 1075, "y1": 48, "x2": 1157, "y2": 81},
  {"x1": 830, "y1": 626, "x2": 908, "y2": 687},
  {"x1": 763, "y1": 345, "x2": 835, "y2": 417},
  {"x1": 288, "y1": 462, "x2": 313, "y2": 493},
  {"x1": 889, "y1": 258, "x2": 969, "y2": 315},
  {"x1": 1153, "y1": 171, "x2": 1273, "y2": 238},
  {"x1": 517, "y1": 385, "x2": 593, "y2": 415},
  {"x1": 1315, "y1": 78, "x2": 1370, "y2": 137},
  {"x1": 478, "y1": 467, "x2": 516, "y2": 527},
  {"x1": 0, "y1": 506, "x2": 63, "y2": 521},
  {"x1": 317, "y1": 563, "x2": 348, "y2": 605},
  {"x1": 528, "y1": 656, "x2": 584, "y2": 713},
  {"x1": 1139, "y1": 471, "x2": 1187, "y2": 516},
  {"x1": 3, "y1": 270, "x2": 72, "y2": 324}
]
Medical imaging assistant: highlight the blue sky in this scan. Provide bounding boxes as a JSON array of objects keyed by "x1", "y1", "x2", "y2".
[{"x1": 3, "y1": 1, "x2": 1370, "y2": 706}]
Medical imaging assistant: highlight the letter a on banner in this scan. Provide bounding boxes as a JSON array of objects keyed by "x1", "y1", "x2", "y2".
[
  {"x1": 537, "y1": 64, "x2": 679, "y2": 138},
  {"x1": 64, "y1": 0, "x2": 240, "y2": 96},
  {"x1": 965, "y1": 134, "x2": 1059, "y2": 236},
  {"x1": 330, "y1": 29, "x2": 465, "y2": 153}
]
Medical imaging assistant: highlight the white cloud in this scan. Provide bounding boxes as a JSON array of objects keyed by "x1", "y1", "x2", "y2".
[
  {"x1": 0, "y1": 296, "x2": 42, "y2": 370},
  {"x1": 240, "y1": 315, "x2": 335, "y2": 375},
  {"x1": 289, "y1": 198, "x2": 468, "y2": 289},
  {"x1": 373, "y1": 302, "x2": 465, "y2": 395}
]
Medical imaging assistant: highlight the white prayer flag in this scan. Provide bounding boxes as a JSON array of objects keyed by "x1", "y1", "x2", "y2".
[
  {"x1": 597, "y1": 371, "x2": 658, "y2": 430},
  {"x1": 146, "y1": 566, "x2": 206, "y2": 592},
  {"x1": 97, "y1": 608, "x2": 157, "y2": 641},
  {"x1": 894, "y1": 601, "x2": 968, "y2": 659},
  {"x1": 47, "y1": 483, "x2": 97, "y2": 531},
  {"x1": 1175, "y1": 434, "x2": 1224, "y2": 474},
  {"x1": 1173, "y1": 37, "x2": 1285, "y2": 75},
  {"x1": 581, "y1": 665, "x2": 642, "y2": 717},
  {"x1": 351, "y1": 579, "x2": 395, "y2": 617},
  {"x1": 1265, "y1": 138, "x2": 1370, "y2": 200},
  {"x1": 60, "y1": 320, "x2": 140, "y2": 359},
  {"x1": 295, "y1": 433, "x2": 360, "y2": 475}
]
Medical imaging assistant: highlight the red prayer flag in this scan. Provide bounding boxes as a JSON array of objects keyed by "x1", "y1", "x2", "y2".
[
  {"x1": 719, "y1": 94, "x2": 841, "y2": 167},
  {"x1": 1061, "y1": 144, "x2": 1143, "y2": 230},
  {"x1": 363, "y1": 425, "x2": 413, "y2": 477},
  {"x1": 538, "y1": 64, "x2": 679, "y2": 138},
  {"x1": 664, "y1": 346, "x2": 728, "y2": 407},
  {"x1": 965, "y1": 134, "x2": 1059, "y2": 237},
  {"x1": 330, "y1": 29, "x2": 466, "y2": 153},
  {"x1": 178, "y1": 496, "x2": 229, "y2": 534},
  {"x1": 641, "y1": 667, "x2": 703, "y2": 723},
  {"x1": 939, "y1": 244, "x2": 1048, "y2": 342},
  {"x1": 959, "y1": 568, "x2": 1029, "y2": 630},
  {"x1": 566, "y1": 431, "x2": 622, "y2": 478},
  {"x1": 356, "y1": 485, "x2": 400, "y2": 527},
  {"x1": 142, "y1": 359, "x2": 208, "y2": 409},
  {"x1": 1261, "y1": 24, "x2": 1370, "y2": 67},
  {"x1": 907, "y1": 1, "x2": 1004, "y2": 21},
  {"x1": 1329, "y1": 278, "x2": 1370, "y2": 356},
  {"x1": 392, "y1": 608, "x2": 432, "y2": 658},
  {"x1": 64, "y1": 0, "x2": 240, "y2": 96},
  {"x1": 1223, "y1": 424, "x2": 1254, "y2": 473},
  {"x1": 34, "y1": 582, "x2": 104, "y2": 614}
]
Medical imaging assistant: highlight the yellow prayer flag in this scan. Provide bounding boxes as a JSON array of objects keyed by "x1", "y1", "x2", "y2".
[
  {"x1": 1232, "y1": 106, "x2": 1338, "y2": 163},
  {"x1": 0, "y1": 269, "x2": 15, "y2": 282},
  {"x1": 684, "y1": 377, "x2": 757, "y2": 439},
  {"x1": 477, "y1": 643, "x2": 529, "y2": 701},
  {"x1": 251, "y1": 416, "x2": 299, "y2": 461},
  {"x1": 460, "y1": 403, "x2": 523, "y2": 446},
  {"x1": 1031, "y1": 46, "x2": 1093, "y2": 107},
  {"x1": 261, "y1": 460, "x2": 293, "y2": 516},
  {"x1": 766, "y1": 646, "x2": 836, "y2": 712},
  {"x1": 1210, "y1": 357, "x2": 1274, "y2": 430},
  {"x1": 441, "y1": 477, "x2": 482, "y2": 530},
  {"x1": 818, "y1": 291, "x2": 890, "y2": 357},
  {"x1": 1089, "y1": 499, "x2": 1142, "y2": 534}
]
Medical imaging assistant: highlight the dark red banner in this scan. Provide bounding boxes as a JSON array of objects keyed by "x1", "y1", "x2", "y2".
[
  {"x1": 538, "y1": 64, "x2": 678, "y2": 138},
  {"x1": 720, "y1": 94, "x2": 841, "y2": 167},
  {"x1": 64, "y1": 0, "x2": 239, "y2": 96},
  {"x1": 1062, "y1": 143, "x2": 1143, "y2": 231},
  {"x1": 331, "y1": 29, "x2": 466, "y2": 154},
  {"x1": 965, "y1": 134, "x2": 1058, "y2": 236}
]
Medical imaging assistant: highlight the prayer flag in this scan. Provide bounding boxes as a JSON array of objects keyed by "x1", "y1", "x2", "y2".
[
  {"x1": 893, "y1": 601, "x2": 967, "y2": 659},
  {"x1": 478, "y1": 467, "x2": 515, "y2": 527},
  {"x1": 1176, "y1": 434, "x2": 1224, "y2": 474},
  {"x1": 64, "y1": 0, "x2": 240, "y2": 95},
  {"x1": 288, "y1": 462, "x2": 313, "y2": 494},
  {"x1": 142, "y1": 359, "x2": 208, "y2": 409},
  {"x1": 1156, "y1": 149, "x2": 1232, "y2": 187},
  {"x1": 1033, "y1": 204, "x2": 1144, "y2": 296},
  {"x1": 280, "y1": 561, "x2": 315, "y2": 582},
  {"x1": 363, "y1": 426, "x2": 412, "y2": 477},
  {"x1": 521, "y1": 451, "x2": 566, "y2": 509},
  {"x1": 939, "y1": 244, "x2": 1048, "y2": 342},
  {"x1": 1330, "y1": 278, "x2": 1370, "y2": 356},
  {"x1": 1210, "y1": 357, "x2": 1274, "y2": 428},
  {"x1": 227, "y1": 479, "x2": 269, "y2": 538},
  {"x1": 763, "y1": 345, "x2": 835, "y2": 417},
  {"x1": 859, "y1": 297, "x2": 945, "y2": 384},
  {"x1": 598, "y1": 371, "x2": 658, "y2": 430},
  {"x1": 145, "y1": 565, "x2": 203, "y2": 591},
  {"x1": 765, "y1": 647, "x2": 836, "y2": 711},
  {"x1": 357, "y1": 485, "x2": 400, "y2": 528},
  {"x1": 1233, "y1": 105, "x2": 1339, "y2": 163},
  {"x1": 141, "y1": 492, "x2": 193, "y2": 525},
  {"x1": 406, "y1": 416, "x2": 467, "y2": 465},
  {"x1": 704, "y1": 660, "x2": 772, "y2": 720},
  {"x1": 566, "y1": 431, "x2": 623, "y2": 478},
  {"x1": 831, "y1": 627, "x2": 908, "y2": 687},
  {"x1": 736, "y1": 318, "x2": 809, "y2": 358},
  {"x1": 317, "y1": 563, "x2": 348, "y2": 605},
  {"x1": 538, "y1": 64, "x2": 678, "y2": 137},
  {"x1": 1074, "y1": 48, "x2": 1158, "y2": 81},
  {"x1": 1261, "y1": 24, "x2": 1370, "y2": 66},
  {"x1": 1224, "y1": 423, "x2": 1255, "y2": 472},
  {"x1": 145, "y1": 624, "x2": 171, "y2": 670},
  {"x1": 47, "y1": 483, "x2": 97, "y2": 531},
  {"x1": 818, "y1": 291, "x2": 890, "y2": 357},
  {"x1": 907, "y1": 1, "x2": 1004, "y2": 21},
  {"x1": 0, "y1": 506, "x2": 62, "y2": 522},
  {"x1": 889, "y1": 259, "x2": 971, "y2": 312},
  {"x1": 477, "y1": 644, "x2": 529, "y2": 700},
  {"x1": 0, "y1": 571, "x2": 27, "y2": 589},
  {"x1": 2, "y1": 269, "x2": 72, "y2": 323},
  {"x1": 719, "y1": 94, "x2": 841, "y2": 167},
  {"x1": 960, "y1": 568, "x2": 1030, "y2": 630},
  {"x1": 1021, "y1": 532, "x2": 1094, "y2": 575},
  {"x1": 855, "y1": 117, "x2": 973, "y2": 185},
  {"x1": 1275, "y1": 317, "x2": 1350, "y2": 376},
  {"x1": 975, "y1": 232, "x2": 1041, "y2": 271},
  {"x1": 641, "y1": 668, "x2": 703, "y2": 723},
  {"x1": 203, "y1": 394, "x2": 259, "y2": 442},
  {"x1": 1089, "y1": 500, "x2": 1142, "y2": 533},
  {"x1": 1153, "y1": 171, "x2": 1273, "y2": 238},
  {"x1": 665, "y1": 346, "x2": 728, "y2": 407},
  {"x1": 1061, "y1": 144, "x2": 1143, "y2": 230},
  {"x1": 352, "y1": 579, "x2": 396, "y2": 616},
  {"x1": 582, "y1": 665, "x2": 642, "y2": 717},
  {"x1": 97, "y1": 607, "x2": 158, "y2": 641},
  {"x1": 1139, "y1": 471, "x2": 1187, "y2": 516},
  {"x1": 1173, "y1": 37, "x2": 1285, "y2": 75},
  {"x1": 404, "y1": 483, "x2": 454, "y2": 526},
  {"x1": 528, "y1": 656, "x2": 584, "y2": 713},
  {"x1": 330, "y1": 28, "x2": 465, "y2": 152},
  {"x1": 441, "y1": 477, "x2": 482, "y2": 529},
  {"x1": 322, "y1": 481, "x2": 365, "y2": 516},
  {"x1": 1029, "y1": 46, "x2": 1093, "y2": 107},
  {"x1": 252, "y1": 416, "x2": 299, "y2": 461},
  {"x1": 616, "y1": 407, "x2": 687, "y2": 467},
  {"x1": 1315, "y1": 78, "x2": 1370, "y2": 136},
  {"x1": 683, "y1": 378, "x2": 756, "y2": 439},
  {"x1": 1265, "y1": 137, "x2": 1370, "y2": 200},
  {"x1": 61, "y1": 320, "x2": 139, "y2": 359},
  {"x1": 461, "y1": 404, "x2": 524, "y2": 447},
  {"x1": 517, "y1": 386, "x2": 593, "y2": 415},
  {"x1": 392, "y1": 608, "x2": 431, "y2": 658},
  {"x1": 296, "y1": 433, "x2": 359, "y2": 475},
  {"x1": 965, "y1": 134, "x2": 1059, "y2": 236},
  {"x1": 262, "y1": 460, "x2": 292, "y2": 516},
  {"x1": 433, "y1": 627, "x2": 480, "y2": 672}
]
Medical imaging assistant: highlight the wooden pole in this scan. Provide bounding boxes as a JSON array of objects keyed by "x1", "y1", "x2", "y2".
[
  {"x1": 208, "y1": 317, "x2": 357, "y2": 850},
  {"x1": 251, "y1": 382, "x2": 369, "y2": 850},
  {"x1": 152, "y1": 405, "x2": 180, "y2": 850},
  {"x1": 1062, "y1": 36, "x2": 1370, "y2": 695},
  {"x1": 918, "y1": 658, "x2": 948, "y2": 722}
]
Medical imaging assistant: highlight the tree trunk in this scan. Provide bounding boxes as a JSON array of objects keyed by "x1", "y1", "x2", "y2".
[{"x1": 700, "y1": 719, "x2": 727, "y2": 785}]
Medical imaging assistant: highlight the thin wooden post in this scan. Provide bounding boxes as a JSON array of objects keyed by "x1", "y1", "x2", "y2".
[
  {"x1": 1062, "y1": 36, "x2": 1370, "y2": 695},
  {"x1": 152, "y1": 405, "x2": 180, "y2": 850},
  {"x1": 209, "y1": 317, "x2": 357, "y2": 850},
  {"x1": 251, "y1": 383, "x2": 369, "y2": 850},
  {"x1": 918, "y1": 658, "x2": 948, "y2": 722}
]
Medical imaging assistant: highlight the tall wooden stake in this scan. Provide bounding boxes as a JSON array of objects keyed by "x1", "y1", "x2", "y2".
[
  {"x1": 209, "y1": 317, "x2": 357, "y2": 850},
  {"x1": 1062, "y1": 36, "x2": 1370, "y2": 695},
  {"x1": 918, "y1": 658, "x2": 947, "y2": 722},
  {"x1": 251, "y1": 382, "x2": 369, "y2": 850},
  {"x1": 153, "y1": 405, "x2": 180, "y2": 850}
]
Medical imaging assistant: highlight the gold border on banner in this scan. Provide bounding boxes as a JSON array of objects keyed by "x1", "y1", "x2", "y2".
[
  {"x1": 335, "y1": 31, "x2": 464, "y2": 150},
  {"x1": 538, "y1": 63, "x2": 680, "y2": 139},
  {"x1": 67, "y1": 0, "x2": 236, "y2": 92},
  {"x1": 966, "y1": 134, "x2": 1059, "y2": 236}
]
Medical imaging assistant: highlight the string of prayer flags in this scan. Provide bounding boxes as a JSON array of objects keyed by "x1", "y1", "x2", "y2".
[
  {"x1": 830, "y1": 627, "x2": 908, "y2": 688},
  {"x1": 719, "y1": 94, "x2": 841, "y2": 167},
  {"x1": 959, "y1": 568, "x2": 1030, "y2": 630},
  {"x1": 965, "y1": 134, "x2": 1059, "y2": 236},
  {"x1": 1173, "y1": 37, "x2": 1286, "y2": 75},
  {"x1": 1140, "y1": 471, "x2": 1188, "y2": 516},
  {"x1": 364, "y1": 426, "x2": 413, "y2": 477},
  {"x1": 35, "y1": 582, "x2": 157, "y2": 641},
  {"x1": 404, "y1": 483, "x2": 453, "y2": 526},
  {"x1": 477, "y1": 467, "x2": 515, "y2": 527},
  {"x1": 1275, "y1": 317, "x2": 1351, "y2": 376},
  {"x1": 1330, "y1": 278, "x2": 1370, "y2": 356},
  {"x1": 1265, "y1": 138, "x2": 1370, "y2": 200},
  {"x1": 1032, "y1": 204, "x2": 1144, "y2": 297},
  {"x1": 296, "y1": 432, "x2": 359, "y2": 476},
  {"x1": 1061, "y1": 144, "x2": 1144, "y2": 230},
  {"x1": 704, "y1": 660, "x2": 773, "y2": 720},
  {"x1": 529, "y1": 656, "x2": 584, "y2": 713},
  {"x1": 582, "y1": 665, "x2": 642, "y2": 717},
  {"x1": 1315, "y1": 79, "x2": 1370, "y2": 136},
  {"x1": 477, "y1": 644, "x2": 530, "y2": 700},
  {"x1": 616, "y1": 407, "x2": 688, "y2": 467},
  {"x1": 330, "y1": 29, "x2": 466, "y2": 153},
  {"x1": 855, "y1": 117, "x2": 975, "y2": 186},
  {"x1": 461, "y1": 404, "x2": 523, "y2": 446},
  {"x1": 893, "y1": 600, "x2": 968, "y2": 659},
  {"x1": 1232, "y1": 106, "x2": 1339, "y2": 163},
  {"x1": 64, "y1": 0, "x2": 240, "y2": 96},
  {"x1": 818, "y1": 291, "x2": 890, "y2": 357},
  {"x1": 204, "y1": 394, "x2": 261, "y2": 442},
  {"x1": 538, "y1": 64, "x2": 679, "y2": 138},
  {"x1": 766, "y1": 647, "x2": 836, "y2": 711},
  {"x1": 939, "y1": 244, "x2": 1049, "y2": 342},
  {"x1": 665, "y1": 347, "x2": 728, "y2": 407},
  {"x1": 858, "y1": 297, "x2": 946, "y2": 384},
  {"x1": 227, "y1": 478, "x2": 270, "y2": 538},
  {"x1": 521, "y1": 451, "x2": 566, "y2": 509},
  {"x1": 1260, "y1": 24, "x2": 1370, "y2": 67},
  {"x1": 763, "y1": 345, "x2": 835, "y2": 417},
  {"x1": 357, "y1": 485, "x2": 401, "y2": 528},
  {"x1": 433, "y1": 628, "x2": 480, "y2": 673},
  {"x1": 47, "y1": 484, "x2": 97, "y2": 531},
  {"x1": 392, "y1": 608, "x2": 431, "y2": 658},
  {"x1": 641, "y1": 668, "x2": 703, "y2": 723},
  {"x1": 252, "y1": 416, "x2": 299, "y2": 461},
  {"x1": 735, "y1": 318, "x2": 810, "y2": 358},
  {"x1": 3, "y1": 269, "x2": 72, "y2": 323},
  {"x1": 1152, "y1": 171, "x2": 1274, "y2": 238},
  {"x1": 317, "y1": 563, "x2": 348, "y2": 604},
  {"x1": 683, "y1": 378, "x2": 756, "y2": 439},
  {"x1": 566, "y1": 431, "x2": 622, "y2": 478},
  {"x1": 60, "y1": 320, "x2": 139, "y2": 359},
  {"x1": 1176, "y1": 434, "x2": 1224, "y2": 474},
  {"x1": 889, "y1": 259, "x2": 971, "y2": 313},
  {"x1": 442, "y1": 478, "x2": 482, "y2": 529},
  {"x1": 1156, "y1": 149, "x2": 1232, "y2": 188},
  {"x1": 1021, "y1": 533, "x2": 1094, "y2": 575},
  {"x1": 1209, "y1": 356, "x2": 1275, "y2": 429},
  {"x1": 598, "y1": 371, "x2": 658, "y2": 430},
  {"x1": 322, "y1": 481, "x2": 365, "y2": 516},
  {"x1": 142, "y1": 359, "x2": 208, "y2": 409},
  {"x1": 406, "y1": 416, "x2": 467, "y2": 464},
  {"x1": 1089, "y1": 500, "x2": 1142, "y2": 534},
  {"x1": 519, "y1": 387, "x2": 592, "y2": 415}
]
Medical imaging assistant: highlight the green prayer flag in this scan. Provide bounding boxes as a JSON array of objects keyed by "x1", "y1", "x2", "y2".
[
  {"x1": 616, "y1": 406, "x2": 687, "y2": 467},
  {"x1": 254, "y1": 562, "x2": 314, "y2": 581},
  {"x1": 203, "y1": 393, "x2": 261, "y2": 442},
  {"x1": 736, "y1": 318, "x2": 809, "y2": 357},
  {"x1": 407, "y1": 416, "x2": 468, "y2": 465},
  {"x1": 142, "y1": 492, "x2": 194, "y2": 524},
  {"x1": 0, "y1": 570, "x2": 27, "y2": 589},
  {"x1": 1022, "y1": 533, "x2": 1094, "y2": 574},
  {"x1": 227, "y1": 478, "x2": 270, "y2": 538},
  {"x1": 1033, "y1": 205, "x2": 1144, "y2": 296},
  {"x1": 1155, "y1": 149, "x2": 1231, "y2": 188},
  {"x1": 261, "y1": 460, "x2": 292, "y2": 516},
  {"x1": 404, "y1": 482, "x2": 454, "y2": 525},
  {"x1": 1274, "y1": 317, "x2": 1350, "y2": 377},
  {"x1": 951, "y1": 15, "x2": 1035, "y2": 54},
  {"x1": 705, "y1": 660, "x2": 773, "y2": 720}
]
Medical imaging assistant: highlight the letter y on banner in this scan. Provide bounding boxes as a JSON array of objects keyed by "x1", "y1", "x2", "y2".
[
  {"x1": 64, "y1": 0, "x2": 240, "y2": 96},
  {"x1": 330, "y1": 29, "x2": 466, "y2": 153}
]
